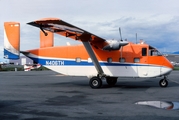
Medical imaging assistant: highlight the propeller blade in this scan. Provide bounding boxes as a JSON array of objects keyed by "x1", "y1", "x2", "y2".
[{"x1": 119, "y1": 27, "x2": 122, "y2": 41}]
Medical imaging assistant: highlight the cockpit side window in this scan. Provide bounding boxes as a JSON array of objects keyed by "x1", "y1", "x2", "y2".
[
  {"x1": 142, "y1": 48, "x2": 147, "y2": 56},
  {"x1": 150, "y1": 50, "x2": 162, "y2": 56},
  {"x1": 149, "y1": 46, "x2": 162, "y2": 56}
]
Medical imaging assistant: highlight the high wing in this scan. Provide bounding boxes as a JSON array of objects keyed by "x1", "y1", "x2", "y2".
[
  {"x1": 27, "y1": 18, "x2": 107, "y2": 77},
  {"x1": 27, "y1": 18, "x2": 108, "y2": 49}
]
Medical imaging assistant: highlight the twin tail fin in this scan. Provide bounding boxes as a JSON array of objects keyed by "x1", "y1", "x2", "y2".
[{"x1": 4, "y1": 22, "x2": 20, "y2": 59}]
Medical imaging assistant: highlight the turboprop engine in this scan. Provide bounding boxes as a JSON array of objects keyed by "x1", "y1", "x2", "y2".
[{"x1": 103, "y1": 40, "x2": 128, "y2": 51}]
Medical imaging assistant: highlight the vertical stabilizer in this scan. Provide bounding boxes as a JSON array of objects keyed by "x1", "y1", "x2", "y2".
[
  {"x1": 4, "y1": 22, "x2": 20, "y2": 59},
  {"x1": 40, "y1": 30, "x2": 54, "y2": 48}
]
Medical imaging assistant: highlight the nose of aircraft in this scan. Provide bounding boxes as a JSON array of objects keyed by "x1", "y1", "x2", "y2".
[
  {"x1": 165, "y1": 59, "x2": 174, "y2": 70},
  {"x1": 161, "y1": 57, "x2": 174, "y2": 76}
]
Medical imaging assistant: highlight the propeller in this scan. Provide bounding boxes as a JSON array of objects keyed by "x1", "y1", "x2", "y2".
[
  {"x1": 103, "y1": 27, "x2": 128, "y2": 51},
  {"x1": 119, "y1": 27, "x2": 123, "y2": 61},
  {"x1": 119, "y1": 27, "x2": 123, "y2": 41}
]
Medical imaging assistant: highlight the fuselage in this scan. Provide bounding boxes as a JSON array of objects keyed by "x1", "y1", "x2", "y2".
[{"x1": 25, "y1": 42, "x2": 173, "y2": 78}]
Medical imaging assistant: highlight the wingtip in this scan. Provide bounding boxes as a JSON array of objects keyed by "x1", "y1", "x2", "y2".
[
  {"x1": 35, "y1": 17, "x2": 60, "y2": 23},
  {"x1": 27, "y1": 18, "x2": 61, "y2": 26}
]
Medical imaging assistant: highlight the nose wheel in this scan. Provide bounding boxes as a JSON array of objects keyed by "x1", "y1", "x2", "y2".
[{"x1": 159, "y1": 77, "x2": 168, "y2": 87}]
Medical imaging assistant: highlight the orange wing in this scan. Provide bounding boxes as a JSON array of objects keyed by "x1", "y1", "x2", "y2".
[{"x1": 27, "y1": 18, "x2": 108, "y2": 49}]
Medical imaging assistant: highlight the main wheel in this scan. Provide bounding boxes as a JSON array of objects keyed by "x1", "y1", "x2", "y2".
[
  {"x1": 106, "y1": 77, "x2": 118, "y2": 86},
  {"x1": 89, "y1": 77, "x2": 102, "y2": 89},
  {"x1": 159, "y1": 79, "x2": 168, "y2": 87}
]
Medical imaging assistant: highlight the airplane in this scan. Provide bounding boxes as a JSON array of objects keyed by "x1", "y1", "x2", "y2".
[
  {"x1": 3, "y1": 18, "x2": 173, "y2": 88},
  {"x1": 24, "y1": 63, "x2": 41, "y2": 71}
]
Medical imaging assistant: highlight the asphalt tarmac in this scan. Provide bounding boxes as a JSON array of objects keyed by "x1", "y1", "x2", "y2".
[{"x1": 0, "y1": 70, "x2": 179, "y2": 120}]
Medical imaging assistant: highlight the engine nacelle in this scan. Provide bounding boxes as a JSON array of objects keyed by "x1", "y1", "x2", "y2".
[{"x1": 103, "y1": 40, "x2": 128, "y2": 51}]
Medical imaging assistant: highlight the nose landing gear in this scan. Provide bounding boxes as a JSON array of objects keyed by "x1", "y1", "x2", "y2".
[{"x1": 159, "y1": 76, "x2": 168, "y2": 87}]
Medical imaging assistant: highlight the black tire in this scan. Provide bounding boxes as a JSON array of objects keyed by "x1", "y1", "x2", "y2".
[
  {"x1": 106, "y1": 77, "x2": 117, "y2": 86},
  {"x1": 89, "y1": 77, "x2": 102, "y2": 89},
  {"x1": 159, "y1": 79, "x2": 168, "y2": 87}
]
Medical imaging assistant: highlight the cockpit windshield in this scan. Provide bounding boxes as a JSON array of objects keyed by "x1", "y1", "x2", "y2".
[{"x1": 149, "y1": 46, "x2": 163, "y2": 56}]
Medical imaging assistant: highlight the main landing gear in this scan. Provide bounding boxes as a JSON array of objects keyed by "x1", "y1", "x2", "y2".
[
  {"x1": 106, "y1": 77, "x2": 118, "y2": 86},
  {"x1": 89, "y1": 77, "x2": 102, "y2": 89},
  {"x1": 159, "y1": 76, "x2": 168, "y2": 87},
  {"x1": 89, "y1": 76, "x2": 118, "y2": 89}
]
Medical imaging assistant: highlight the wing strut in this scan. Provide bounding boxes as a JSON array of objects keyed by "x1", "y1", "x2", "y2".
[
  {"x1": 40, "y1": 24, "x2": 48, "y2": 36},
  {"x1": 82, "y1": 41, "x2": 105, "y2": 77}
]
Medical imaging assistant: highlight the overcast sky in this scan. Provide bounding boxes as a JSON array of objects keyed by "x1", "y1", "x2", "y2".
[{"x1": 0, "y1": 0, "x2": 179, "y2": 62}]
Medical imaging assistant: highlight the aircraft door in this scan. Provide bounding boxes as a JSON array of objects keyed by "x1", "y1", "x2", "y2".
[{"x1": 137, "y1": 47, "x2": 149, "y2": 77}]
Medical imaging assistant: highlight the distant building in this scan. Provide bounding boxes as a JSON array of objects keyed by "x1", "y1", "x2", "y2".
[
  {"x1": 165, "y1": 54, "x2": 179, "y2": 66},
  {"x1": 166, "y1": 54, "x2": 179, "y2": 62},
  {"x1": 9, "y1": 56, "x2": 34, "y2": 65}
]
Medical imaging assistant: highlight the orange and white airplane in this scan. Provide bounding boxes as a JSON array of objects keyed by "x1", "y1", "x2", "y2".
[{"x1": 4, "y1": 18, "x2": 173, "y2": 88}]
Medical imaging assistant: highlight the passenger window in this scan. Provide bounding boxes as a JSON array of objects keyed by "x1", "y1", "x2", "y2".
[
  {"x1": 134, "y1": 58, "x2": 140, "y2": 63},
  {"x1": 142, "y1": 48, "x2": 147, "y2": 56},
  {"x1": 88, "y1": 58, "x2": 92, "y2": 63},
  {"x1": 119, "y1": 58, "x2": 125, "y2": 62},
  {"x1": 107, "y1": 58, "x2": 112, "y2": 63},
  {"x1": 76, "y1": 57, "x2": 81, "y2": 63}
]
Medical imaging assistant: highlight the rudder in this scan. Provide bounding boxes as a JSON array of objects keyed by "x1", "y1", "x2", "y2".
[{"x1": 4, "y1": 22, "x2": 20, "y2": 59}]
